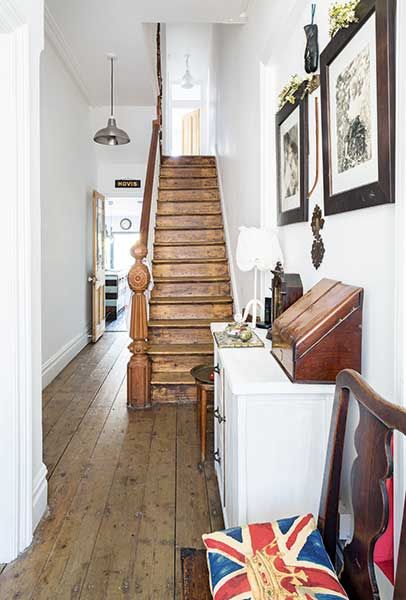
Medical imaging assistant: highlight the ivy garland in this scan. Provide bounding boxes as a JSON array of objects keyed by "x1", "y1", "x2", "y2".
[
  {"x1": 278, "y1": 1, "x2": 361, "y2": 109},
  {"x1": 278, "y1": 75, "x2": 304, "y2": 109},
  {"x1": 278, "y1": 75, "x2": 319, "y2": 110},
  {"x1": 329, "y1": 0, "x2": 361, "y2": 37}
]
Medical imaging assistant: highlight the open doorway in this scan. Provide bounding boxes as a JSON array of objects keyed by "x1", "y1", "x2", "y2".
[
  {"x1": 170, "y1": 82, "x2": 202, "y2": 155},
  {"x1": 104, "y1": 197, "x2": 142, "y2": 332}
]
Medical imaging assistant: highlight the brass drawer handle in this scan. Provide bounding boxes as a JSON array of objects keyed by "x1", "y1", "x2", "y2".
[
  {"x1": 213, "y1": 450, "x2": 221, "y2": 464},
  {"x1": 214, "y1": 408, "x2": 226, "y2": 424}
]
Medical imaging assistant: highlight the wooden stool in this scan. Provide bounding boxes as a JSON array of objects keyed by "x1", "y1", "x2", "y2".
[{"x1": 190, "y1": 365, "x2": 214, "y2": 465}]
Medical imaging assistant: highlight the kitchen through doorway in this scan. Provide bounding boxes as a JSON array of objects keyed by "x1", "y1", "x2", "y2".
[{"x1": 104, "y1": 197, "x2": 141, "y2": 332}]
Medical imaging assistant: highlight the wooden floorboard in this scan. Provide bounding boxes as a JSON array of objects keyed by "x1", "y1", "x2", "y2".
[
  {"x1": 0, "y1": 333, "x2": 223, "y2": 600},
  {"x1": 175, "y1": 406, "x2": 212, "y2": 598}
]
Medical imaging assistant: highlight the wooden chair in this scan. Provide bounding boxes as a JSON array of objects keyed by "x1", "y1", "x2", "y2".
[{"x1": 181, "y1": 369, "x2": 406, "y2": 599}]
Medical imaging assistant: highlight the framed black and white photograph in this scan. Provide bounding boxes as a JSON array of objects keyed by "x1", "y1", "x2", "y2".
[
  {"x1": 276, "y1": 87, "x2": 309, "y2": 226},
  {"x1": 320, "y1": 0, "x2": 395, "y2": 215}
]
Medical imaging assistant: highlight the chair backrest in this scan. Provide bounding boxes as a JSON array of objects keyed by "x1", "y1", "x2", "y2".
[{"x1": 317, "y1": 369, "x2": 406, "y2": 599}]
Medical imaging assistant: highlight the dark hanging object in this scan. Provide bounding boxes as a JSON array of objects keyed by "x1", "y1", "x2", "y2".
[
  {"x1": 311, "y1": 204, "x2": 325, "y2": 269},
  {"x1": 304, "y1": 4, "x2": 319, "y2": 74}
]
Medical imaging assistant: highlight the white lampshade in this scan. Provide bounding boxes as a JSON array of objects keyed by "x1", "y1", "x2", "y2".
[{"x1": 236, "y1": 227, "x2": 284, "y2": 272}]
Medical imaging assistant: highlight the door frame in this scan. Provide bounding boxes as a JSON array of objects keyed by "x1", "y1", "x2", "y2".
[
  {"x1": 393, "y1": 0, "x2": 406, "y2": 570},
  {"x1": 91, "y1": 190, "x2": 106, "y2": 343},
  {"x1": 0, "y1": 1, "x2": 46, "y2": 563}
]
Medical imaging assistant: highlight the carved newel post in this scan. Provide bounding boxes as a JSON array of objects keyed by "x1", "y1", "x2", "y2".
[{"x1": 127, "y1": 243, "x2": 151, "y2": 409}]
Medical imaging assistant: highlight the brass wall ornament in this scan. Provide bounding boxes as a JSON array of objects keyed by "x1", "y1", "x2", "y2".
[{"x1": 311, "y1": 204, "x2": 325, "y2": 269}]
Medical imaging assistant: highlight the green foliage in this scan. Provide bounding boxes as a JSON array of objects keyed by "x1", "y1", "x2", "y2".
[
  {"x1": 329, "y1": 0, "x2": 360, "y2": 37},
  {"x1": 278, "y1": 75, "x2": 319, "y2": 110},
  {"x1": 278, "y1": 75, "x2": 304, "y2": 109}
]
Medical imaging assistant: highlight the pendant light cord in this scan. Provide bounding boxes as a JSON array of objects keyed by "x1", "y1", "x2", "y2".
[{"x1": 110, "y1": 58, "x2": 114, "y2": 118}]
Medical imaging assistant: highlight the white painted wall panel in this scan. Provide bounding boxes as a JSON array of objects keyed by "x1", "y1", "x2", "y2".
[{"x1": 40, "y1": 39, "x2": 96, "y2": 377}]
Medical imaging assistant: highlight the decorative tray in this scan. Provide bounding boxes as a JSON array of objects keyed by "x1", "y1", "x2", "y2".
[{"x1": 213, "y1": 330, "x2": 265, "y2": 349}]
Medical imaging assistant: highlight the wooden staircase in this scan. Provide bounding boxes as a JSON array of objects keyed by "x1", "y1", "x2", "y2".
[{"x1": 148, "y1": 156, "x2": 233, "y2": 403}]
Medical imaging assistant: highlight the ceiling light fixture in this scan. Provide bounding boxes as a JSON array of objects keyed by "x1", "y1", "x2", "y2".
[
  {"x1": 181, "y1": 54, "x2": 194, "y2": 89},
  {"x1": 94, "y1": 54, "x2": 130, "y2": 146}
]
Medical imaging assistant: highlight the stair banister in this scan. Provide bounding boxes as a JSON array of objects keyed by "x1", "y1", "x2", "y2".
[{"x1": 127, "y1": 24, "x2": 162, "y2": 409}]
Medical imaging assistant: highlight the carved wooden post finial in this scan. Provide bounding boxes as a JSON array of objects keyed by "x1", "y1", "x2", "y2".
[{"x1": 127, "y1": 242, "x2": 151, "y2": 409}]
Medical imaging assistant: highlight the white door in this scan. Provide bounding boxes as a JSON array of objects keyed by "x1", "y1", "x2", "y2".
[{"x1": 90, "y1": 191, "x2": 106, "y2": 342}]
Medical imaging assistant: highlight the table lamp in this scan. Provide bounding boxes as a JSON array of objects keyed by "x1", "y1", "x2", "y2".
[{"x1": 236, "y1": 227, "x2": 284, "y2": 328}]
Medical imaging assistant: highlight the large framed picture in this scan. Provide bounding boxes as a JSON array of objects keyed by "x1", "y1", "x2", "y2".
[
  {"x1": 320, "y1": 0, "x2": 395, "y2": 215},
  {"x1": 276, "y1": 87, "x2": 309, "y2": 226}
]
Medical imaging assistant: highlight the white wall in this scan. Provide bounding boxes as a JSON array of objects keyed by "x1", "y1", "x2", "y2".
[
  {"x1": 41, "y1": 38, "x2": 96, "y2": 387},
  {"x1": 0, "y1": 0, "x2": 47, "y2": 562},
  {"x1": 166, "y1": 23, "x2": 213, "y2": 154},
  {"x1": 92, "y1": 105, "x2": 155, "y2": 196},
  {"x1": 214, "y1": 0, "x2": 396, "y2": 399},
  {"x1": 213, "y1": 0, "x2": 403, "y2": 592}
]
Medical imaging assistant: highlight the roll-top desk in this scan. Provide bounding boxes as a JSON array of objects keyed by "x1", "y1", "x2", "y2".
[{"x1": 211, "y1": 323, "x2": 335, "y2": 529}]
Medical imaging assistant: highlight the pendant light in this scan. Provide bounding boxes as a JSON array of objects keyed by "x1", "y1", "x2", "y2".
[
  {"x1": 94, "y1": 55, "x2": 130, "y2": 146},
  {"x1": 181, "y1": 54, "x2": 194, "y2": 90}
]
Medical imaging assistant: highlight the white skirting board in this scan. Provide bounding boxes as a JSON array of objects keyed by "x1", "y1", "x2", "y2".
[
  {"x1": 32, "y1": 463, "x2": 48, "y2": 533},
  {"x1": 41, "y1": 327, "x2": 91, "y2": 389},
  {"x1": 215, "y1": 155, "x2": 241, "y2": 314}
]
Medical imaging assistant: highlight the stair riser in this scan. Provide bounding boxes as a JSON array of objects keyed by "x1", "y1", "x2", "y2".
[
  {"x1": 153, "y1": 245, "x2": 226, "y2": 260},
  {"x1": 156, "y1": 214, "x2": 223, "y2": 229},
  {"x1": 160, "y1": 178, "x2": 218, "y2": 190},
  {"x1": 158, "y1": 189, "x2": 220, "y2": 202},
  {"x1": 153, "y1": 262, "x2": 229, "y2": 278},
  {"x1": 161, "y1": 156, "x2": 216, "y2": 166},
  {"x1": 154, "y1": 229, "x2": 224, "y2": 244},
  {"x1": 151, "y1": 354, "x2": 213, "y2": 373},
  {"x1": 157, "y1": 201, "x2": 221, "y2": 215},
  {"x1": 160, "y1": 167, "x2": 217, "y2": 178},
  {"x1": 151, "y1": 384, "x2": 197, "y2": 404},
  {"x1": 150, "y1": 303, "x2": 233, "y2": 320},
  {"x1": 152, "y1": 281, "x2": 231, "y2": 297},
  {"x1": 149, "y1": 327, "x2": 213, "y2": 345}
]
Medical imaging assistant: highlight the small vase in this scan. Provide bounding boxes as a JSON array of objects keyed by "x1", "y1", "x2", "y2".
[{"x1": 304, "y1": 24, "x2": 319, "y2": 74}]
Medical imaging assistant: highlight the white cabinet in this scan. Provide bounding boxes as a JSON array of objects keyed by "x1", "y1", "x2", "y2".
[{"x1": 211, "y1": 323, "x2": 335, "y2": 529}]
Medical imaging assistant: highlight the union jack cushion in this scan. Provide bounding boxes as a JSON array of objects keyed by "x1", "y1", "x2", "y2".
[{"x1": 202, "y1": 513, "x2": 349, "y2": 600}]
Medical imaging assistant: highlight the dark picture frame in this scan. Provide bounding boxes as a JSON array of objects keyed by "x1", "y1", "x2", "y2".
[
  {"x1": 276, "y1": 86, "x2": 309, "y2": 226},
  {"x1": 320, "y1": 0, "x2": 396, "y2": 216}
]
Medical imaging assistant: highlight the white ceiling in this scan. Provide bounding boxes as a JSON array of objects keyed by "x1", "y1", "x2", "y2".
[{"x1": 44, "y1": 0, "x2": 249, "y2": 107}]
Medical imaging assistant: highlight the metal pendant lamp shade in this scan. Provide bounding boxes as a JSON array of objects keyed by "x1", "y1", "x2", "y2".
[
  {"x1": 181, "y1": 54, "x2": 194, "y2": 90},
  {"x1": 94, "y1": 56, "x2": 130, "y2": 146}
]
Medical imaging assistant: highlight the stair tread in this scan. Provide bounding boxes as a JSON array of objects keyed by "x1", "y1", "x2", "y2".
[
  {"x1": 154, "y1": 241, "x2": 225, "y2": 247},
  {"x1": 162, "y1": 155, "x2": 215, "y2": 159},
  {"x1": 151, "y1": 372, "x2": 196, "y2": 385},
  {"x1": 150, "y1": 295, "x2": 233, "y2": 304},
  {"x1": 160, "y1": 175, "x2": 216, "y2": 179},
  {"x1": 159, "y1": 186, "x2": 219, "y2": 191},
  {"x1": 153, "y1": 276, "x2": 230, "y2": 284},
  {"x1": 148, "y1": 343, "x2": 214, "y2": 355},
  {"x1": 158, "y1": 197, "x2": 219, "y2": 202},
  {"x1": 153, "y1": 258, "x2": 227, "y2": 264},
  {"x1": 149, "y1": 319, "x2": 226, "y2": 328},
  {"x1": 156, "y1": 212, "x2": 222, "y2": 217},
  {"x1": 156, "y1": 225, "x2": 223, "y2": 230}
]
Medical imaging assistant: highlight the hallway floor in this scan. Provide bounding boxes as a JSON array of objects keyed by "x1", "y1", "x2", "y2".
[
  {"x1": 0, "y1": 332, "x2": 222, "y2": 599},
  {"x1": 106, "y1": 309, "x2": 128, "y2": 333}
]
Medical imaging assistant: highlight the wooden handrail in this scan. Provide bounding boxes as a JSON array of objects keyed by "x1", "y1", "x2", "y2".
[
  {"x1": 127, "y1": 24, "x2": 162, "y2": 409},
  {"x1": 139, "y1": 119, "x2": 160, "y2": 246}
]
